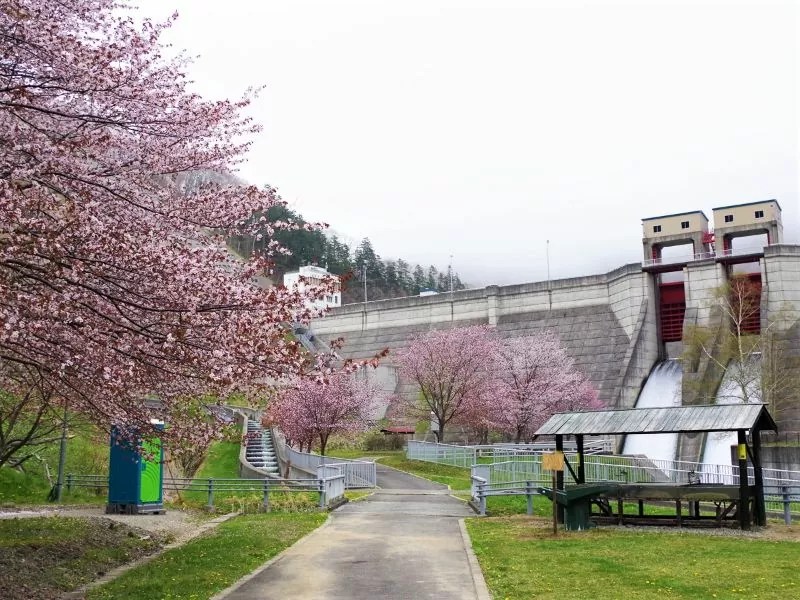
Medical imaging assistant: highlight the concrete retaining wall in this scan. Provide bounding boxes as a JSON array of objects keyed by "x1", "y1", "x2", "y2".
[{"x1": 762, "y1": 446, "x2": 800, "y2": 476}]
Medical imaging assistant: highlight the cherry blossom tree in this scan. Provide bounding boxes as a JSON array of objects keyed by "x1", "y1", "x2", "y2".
[
  {"x1": 396, "y1": 325, "x2": 502, "y2": 442},
  {"x1": 496, "y1": 333, "x2": 602, "y2": 442},
  {"x1": 0, "y1": 1, "x2": 343, "y2": 461},
  {"x1": 267, "y1": 373, "x2": 378, "y2": 455}
]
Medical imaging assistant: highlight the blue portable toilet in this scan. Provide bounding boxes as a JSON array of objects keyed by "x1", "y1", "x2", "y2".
[{"x1": 106, "y1": 422, "x2": 165, "y2": 514}]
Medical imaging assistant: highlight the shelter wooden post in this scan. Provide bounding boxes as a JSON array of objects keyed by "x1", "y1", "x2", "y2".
[
  {"x1": 737, "y1": 429, "x2": 751, "y2": 530},
  {"x1": 555, "y1": 434, "x2": 565, "y2": 523},
  {"x1": 576, "y1": 434, "x2": 586, "y2": 484},
  {"x1": 751, "y1": 427, "x2": 766, "y2": 527}
]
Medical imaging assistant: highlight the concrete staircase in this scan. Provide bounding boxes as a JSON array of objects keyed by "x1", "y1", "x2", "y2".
[{"x1": 245, "y1": 420, "x2": 279, "y2": 476}]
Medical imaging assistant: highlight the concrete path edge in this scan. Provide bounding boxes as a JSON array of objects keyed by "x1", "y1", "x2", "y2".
[
  {"x1": 459, "y1": 518, "x2": 493, "y2": 600},
  {"x1": 210, "y1": 515, "x2": 332, "y2": 600}
]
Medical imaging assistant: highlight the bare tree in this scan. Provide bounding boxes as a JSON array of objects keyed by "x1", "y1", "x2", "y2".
[
  {"x1": 0, "y1": 366, "x2": 63, "y2": 470},
  {"x1": 683, "y1": 274, "x2": 799, "y2": 418}
]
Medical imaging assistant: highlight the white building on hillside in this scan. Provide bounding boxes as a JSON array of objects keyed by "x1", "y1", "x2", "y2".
[{"x1": 283, "y1": 265, "x2": 341, "y2": 309}]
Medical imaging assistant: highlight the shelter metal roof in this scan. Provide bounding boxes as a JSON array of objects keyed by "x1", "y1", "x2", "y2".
[{"x1": 535, "y1": 404, "x2": 777, "y2": 437}]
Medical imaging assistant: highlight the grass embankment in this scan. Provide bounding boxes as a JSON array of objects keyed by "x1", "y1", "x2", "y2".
[
  {"x1": 170, "y1": 441, "x2": 319, "y2": 513},
  {"x1": 467, "y1": 516, "x2": 800, "y2": 600},
  {"x1": 0, "y1": 516, "x2": 163, "y2": 600},
  {"x1": 0, "y1": 418, "x2": 109, "y2": 505},
  {"x1": 87, "y1": 512, "x2": 326, "y2": 600}
]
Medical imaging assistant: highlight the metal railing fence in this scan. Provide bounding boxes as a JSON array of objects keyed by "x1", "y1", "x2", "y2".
[
  {"x1": 471, "y1": 475, "x2": 541, "y2": 517},
  {"x1": 406, "y1": 440, "x2": 477, "y2": 467},
  {"x1": 284, "y1": 445, "x2": 376, "y2": 488},
  {"x1": 406, "y1": 439, "x2": 611, "y2": 468},
  {"x1": 409, "y1": 440, "x2": 800, "y2": 489},
  {"x1": 471, "y1": 463, "x2": 800, "y2": 523},
  {"x1": 64, "y1": 473, "x2": 345, "y2": 510},
  {"x1": 470, "y1": 474, "x2": 800, "y2": 523}
]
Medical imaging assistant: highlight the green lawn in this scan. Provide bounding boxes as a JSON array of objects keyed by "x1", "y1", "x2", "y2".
[
  {"x1": 0, "y1": 418, "x2": 110, "y2": 505},
  {"x1": 194, "y1": 441, "x2": 241, "y2": 479},
  {"x1": 467, "y1": 516, "x2": 800, "y2": 599},
  {"x1": 87, "y1": 513, "x2": 327, "y2": 600}
]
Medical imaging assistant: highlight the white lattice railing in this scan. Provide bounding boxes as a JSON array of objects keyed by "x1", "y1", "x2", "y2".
[{"x1": 284, "y1": 445, "x2": 376, "y2": 488}]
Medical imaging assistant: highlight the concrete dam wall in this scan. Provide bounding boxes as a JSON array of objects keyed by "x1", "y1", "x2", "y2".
[
  {"x1": 313, "y1": 263, "x2": 660, "y2": 421},
  {"x1": 314, "y1": 244, "x2": 800, "y2": 452}
]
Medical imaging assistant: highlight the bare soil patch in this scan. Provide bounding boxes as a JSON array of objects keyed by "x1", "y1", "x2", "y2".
[{"x1": 0, "y1": 516, "x2": 167, "y2": 600}]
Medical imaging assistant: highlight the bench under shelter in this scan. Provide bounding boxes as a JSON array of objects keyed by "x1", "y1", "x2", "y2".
[{"x1": 535, "y1": 403, "x2": 777, "y2": 529}]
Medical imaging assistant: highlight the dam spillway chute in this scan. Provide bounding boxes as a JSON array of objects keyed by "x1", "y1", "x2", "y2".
[
  {"x1": 623, "y1": 360, "x2": 682, "y2": 463},
  {"x1": 701, "y1": 355, "x2": 762, "y2": 471}
]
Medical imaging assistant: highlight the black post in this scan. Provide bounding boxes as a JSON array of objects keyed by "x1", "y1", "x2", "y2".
[
  {"x1": 55, "y1": 403, "x2": 69, "y2": 502},
  {"x1": 737, "y1": 429, "x2": 751, "y2": 530},
  {"x1": 576, "y1": 434, "x2": 586, "y2": 484},
  {"x1": 555, "y1": 435, "x2": 565, "y2": 524},
  {"x1": 751, "y1": 428, "x2": 766, "y2": 526}
]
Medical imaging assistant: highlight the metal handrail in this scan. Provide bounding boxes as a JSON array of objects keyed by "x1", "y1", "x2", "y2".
[
  {"x1": 63, "y1": 473, "x2": 345, "y2": 511},
  {"x1": 284, "y1": 445, "x2": 376, "y2": 488}
]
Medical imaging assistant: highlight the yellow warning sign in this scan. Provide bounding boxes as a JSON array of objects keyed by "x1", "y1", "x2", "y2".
[
  {"x1": 738, "y1": 444, "x2": 747, "y2": 461},
  {"x1": 543, "y1": 451, "x2": 565, "y2": 471}
]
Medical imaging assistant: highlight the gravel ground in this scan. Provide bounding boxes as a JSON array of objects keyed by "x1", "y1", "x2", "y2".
[{"x1": 0, "y1": 505, "x2": 206, "y2": 542}]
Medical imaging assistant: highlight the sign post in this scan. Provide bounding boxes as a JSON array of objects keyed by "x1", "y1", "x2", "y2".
[{"x1": 543, "y1": 451, "x2": 565, "y2": 536}]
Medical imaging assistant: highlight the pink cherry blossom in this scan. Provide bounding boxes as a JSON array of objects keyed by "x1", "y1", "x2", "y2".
[
  {"x1": 0, "y1": 1, "x2": 343, "y2": 456},
  {"x1": 267, "y1": 373, "x2": 379, "y2": 455},
  {"x1": 395, "y1": 325, "x2": 502, "y2": 442},
  {"x1": 495, "y1": 333, "x2": 602, "y2": 442}
]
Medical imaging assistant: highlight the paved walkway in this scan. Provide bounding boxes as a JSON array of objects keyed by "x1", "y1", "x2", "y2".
[{"x1": 217, "y1": 466, "x2": 488, "y2": 600}]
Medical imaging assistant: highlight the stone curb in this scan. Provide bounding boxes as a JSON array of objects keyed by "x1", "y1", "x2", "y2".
[
  {"x1": 459, "y1": 518, "x2": 493, "y2": 600},
  {"x1": 209, "y1": 515, "x2": 332, "y2": 600},
  {"x1": 61, "y1": 511, "x2": 240, "y2": 599}
]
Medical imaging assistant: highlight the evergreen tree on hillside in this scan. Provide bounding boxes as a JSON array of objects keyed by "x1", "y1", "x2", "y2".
[
  {"x1": 437, "y1": 272, "x2": 449, "y2": 292},
  {"x1": 396, "y1": 259, "x2": 411, "y2": 293},
  {"x1": 426, "y1": 266, "x2": 438, "y2": 290},
  {"x1": 229, "y1": 214, "x2": 468, "y2": 301},
  {"x1": 325, "y1": 235, "x2": 352, "y2": 274},
  {"x1": 385, "y1": 260, "x2": 399, "y2": 290},
  {"x1": 354, "y1": 238, "x2": 381, "y2": 280},
  {"x1": 412, "y1": 265, "x2": 426, "y2": 294}
]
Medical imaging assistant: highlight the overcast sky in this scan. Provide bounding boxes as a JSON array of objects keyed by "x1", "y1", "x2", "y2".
[{"x1": 141, "y1": 0, "x2": 798, "y2": 286}]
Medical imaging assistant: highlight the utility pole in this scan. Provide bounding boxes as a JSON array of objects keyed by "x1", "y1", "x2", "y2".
[
  {"x1": 363, "y1": 263, "x2": 367, "y2": 304},
  {"x1": 449, "y1": 255, "x2": 454, "y2": 294},
  {"x1": 546, "y1": 240, "x2": 550, "y2": 284},
  {"x1": 546, "y1": 240, "x2": 552, "y2": 311},
  {"x1": 55, "y1": 402, "x2": 68, "y2": 502},
  {"x1": 449, "y1": 255, "x2": 454, "y2": 321}
]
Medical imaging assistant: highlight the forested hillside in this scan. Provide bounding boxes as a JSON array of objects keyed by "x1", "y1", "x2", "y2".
[{"x1": 227, "y1": 204, "x2": 467, "y2": 303}]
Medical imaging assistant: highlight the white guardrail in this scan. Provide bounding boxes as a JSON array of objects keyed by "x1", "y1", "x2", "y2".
[
  {"x1": 406, "y1": 439, "x2": 612, "y2": 468},
  {"x1": 285, "y1": 445, "x2": 376, "y2": 488},
  {"x1": 642, "y1": 245, "x2": 767, "y2": 267},
  {"x1": 408, "y1": 440, "x2": 800, "y2": 488}
]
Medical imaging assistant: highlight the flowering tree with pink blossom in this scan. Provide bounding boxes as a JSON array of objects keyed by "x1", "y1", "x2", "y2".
[
  {"x1": 0, "y1": 1, "x2": 344, "y2": 464},
  {"x1": 496, "y1": 333, "x2": 602, "y2": 442},
  {"x1": 267, "y1": 373, "x2": 378, "y2": 455},
  {"x1": 396, "y1": 325, "x2": 502, "y2": 442}
]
